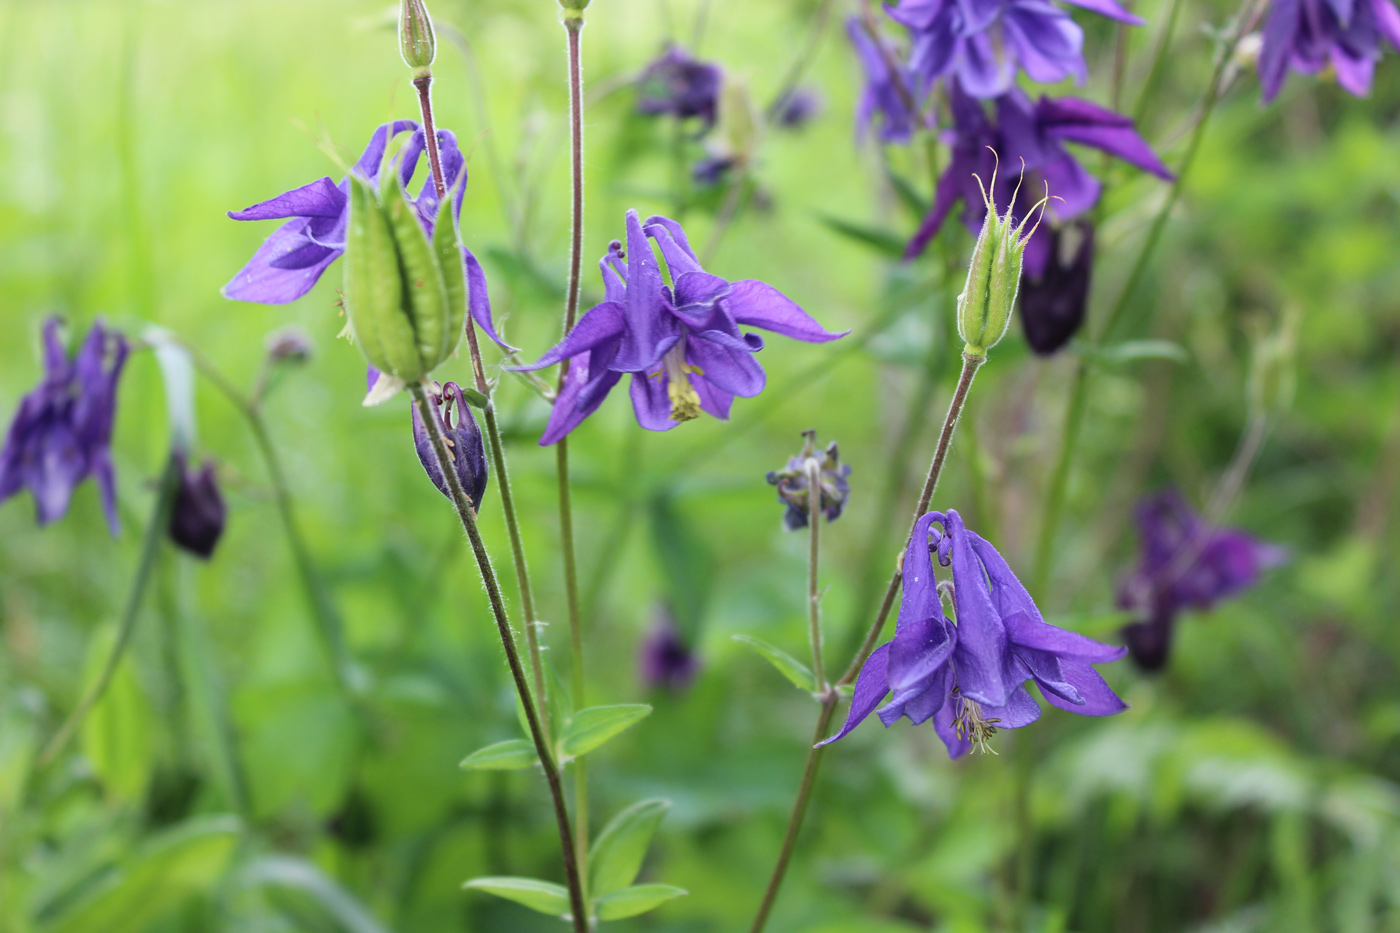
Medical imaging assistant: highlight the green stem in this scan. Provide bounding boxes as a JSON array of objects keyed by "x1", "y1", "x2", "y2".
[
  {"x1": 39, "y1": 453, "x2": 179, "y2": 767},
  {"x1": 764, "y1": 0, "x2": 837, "y2": 122},
  {"x1": 806, "y1": 459, "x2": 827, "y2": 690},
  {"x1": 411, "y1": 384, "x2": 589, "y2": 933},
  {"x1": 558, "y1": 11, "x2": 592, "y2": 898},
  {"x1": 749, "y1": 353, "x2": 984, "y2": 933}
]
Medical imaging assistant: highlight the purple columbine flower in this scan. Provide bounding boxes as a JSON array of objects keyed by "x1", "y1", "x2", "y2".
[
  {"x1": 820, "y1": 509, "x2": 1127, "y2": 757},
  {"x1": 512, "y1": 210, "x2": 847, "y2": 445},
  {"x1": 1258, "y1": 0, "x2": 1400, "y2": 101},
  {"x1": 169, "y1": 452, "x2": 227, "y2": 560},
  {"x1": 1, "y1": 318, "x2": 128, "y2": 536},
  {"x1": 411, "y1": 382, "x2": 489, "y2": 508},
  {"x1": 637, "y1": 45, "x2": 723, "y2": 131},
  {"x1": 638, "y1": 610, "x2": 701, "y2": 691},
  {"x1": 774, "y1": 87, "x2": 823, "y2": 129},
  {"x1": 848, "y1": 17, "x2": 927, "y2": 143},
  {"x1": 766, "y1": 431, "x2": 852, "y2": 531},
  {"x1": 223, "y1": 120, "x2": 509, "y2": 351},
  {"x1": 1019, "y1": 219, "x2": 1094, "y2": 354},
  {"x1": 1118, "y1": 489, "x2": 1285, "y2": 671},
  {"x1": 905, "y1": 83, "x2": 1171, "y2": 269},
  {"x1": 885, "y1": 0, "x2": 1143, "y2": 99}
]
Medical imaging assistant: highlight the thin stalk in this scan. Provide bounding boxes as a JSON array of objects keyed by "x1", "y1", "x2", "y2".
[
  {"x1": 1131, "y1": 0, "x2": 1186, "y2": 126},
  {"x1": 749, "y1": 353, "x2": 984, "y2": 933},
  {"x1": 1031, "y1": 12, "x2": 1247, "y2": 593},
  {"x1": 806, "y1": 460, "x2": 827, "y2": 690},
  {"x1": 558, "y1": 11, "x2": 592, "y2": 895},
  {"x1": 411, "y1": 384, "x2": 588, "y2": 933},
  {"x1": 416, "y1": 63, "x2": 551, "y2": 729},
  {"x1": 39, "y1": 454, "x2": 179, "y2": 767},
  {"x1": 764, "y1": 0, "x2": 837, "y2": 123}
]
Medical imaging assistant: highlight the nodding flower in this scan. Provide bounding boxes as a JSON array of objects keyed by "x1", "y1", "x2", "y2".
[
  {"x1": 510, "y1": 210, "x2": 848, "y2": 444},
  {"x1": 412, "y1": 381, "x2": 490, "y2": 509},
  {"x1": 766, "y1": 430, "x2": 852, "y2": 531}
]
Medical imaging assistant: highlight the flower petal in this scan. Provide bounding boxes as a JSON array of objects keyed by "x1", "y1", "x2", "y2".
[
  {"x1": 1038, "y1": 660, "x2": 1128, "y2": 716},
  {"x1": 509, "y1": 301, "x2": 626, "y2": 372},
  {"x1": 227, "y1": 177, "x2": 345, "y2": 221},
  {"x1": 1004, "y1": 611, "x2": 1127, "y2": 663},
  {"x1": 880, "y1": 614, "x2": 956, "y2": 722},
  {"x1": 463, "y1": 249, "x2": 516, "y2": 351},
  {"x1": 688, "y1": 331, "x2": 767, "y2": 398},
  {"x1": 613, "y1": 210, "x2": 675, "y2": 371},
  {"x1": 643, "y1": 215, "x2": 705, "y2": 277},
  {"x1": 222, "y1": 218, "x2": 341, "y2": 304},
  {"x1": 629, "y1": 370, "x2": 680, "y2": 432},
  {"x1": 724, "y1": 280, "x2": 848, "y2": 342},
  {"x1": 815, "y1": 644, "x2": 892, "y2": 747}
]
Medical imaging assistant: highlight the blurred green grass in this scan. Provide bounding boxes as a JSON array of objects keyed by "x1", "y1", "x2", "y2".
[{"x1": 2, "y1": 0, "x2": 1400, "y2": 931}]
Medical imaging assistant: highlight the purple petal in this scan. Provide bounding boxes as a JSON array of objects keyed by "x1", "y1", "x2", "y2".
[
  {"x1": 1259, "y1": 0, "x2": 1300, "y2": 101},
  {"x1": 540, "y1": 352, "x2": 622, "y2": 446},
  {"x1": 1002, "y1": 3, "x2": 1086, "y2": 86},
  {"x1": 1005, "y1": 611, "x2": 1127, "y2": 663},
  {"x1": 629, "y1": 370, "x2": 680, "y2": 432},
  {"x1": 613, "y1": 210, "x2": 674, "y2": 371},
  {"x1": 353, "y1": 120, "x2": 420, "y2": 180},
  {"x1": 1037, "y1": 155, "x2": 1101, "y2": 220},
  {"x1": 222, "y1": 218, "x2": 341, "y2": 304},
  {"x1": 1058, "y1": 0, "x2": 1145, "y2": 24},
  {"x1": 1039, "y1": 98, "x2": 1172, "y2": 179},
  {"x1": 463, "y1": 249, "x2": 516, "y2": 351},
  {"x1": 933, "y1": 696, "x2": 973, "y2": 758},
  {"x1": 898, "y1": 512, "x2": 947, "y2": 633},
  {"x1": 643, "y1": 216, "x2": 704, "y2": 277},
  {"x1": 815, "y1": 644, "x2": 891, "y2": 747},
  {"x1": 691, "y1": 374, "x2": 734, "y2": 420},
  {"x1": 879, "y1": 614, "x2": 956, "y2": 721},
  {"x1": 1374, "y1": 0, "x2": 1400, "y2": 47},
  {"x1": 510, "y1": 302, "x2": 626, "y2": 372},
  {"x1": 955, "y1": 32, "x2": 1016, "y2": 99},
  {"x1": 724, "y1": 280, "x2": 848, "y2": 342},
  {"x1": 1038, "y1": 660, "x2": 1128, "y2": 716},
  {"x1": 227, "y1": 177, "x2": 345, "y2": 221},
  {"x1": 981, "y1": 685, "x2": 1042, "y2": 729},
  {"x1": 688, "y1": 331, "x2": 767, "y2": 398},
  {"x1": 942, "y1": 511, "x2": 1014, "y2": 707},
  {"x1": 1329, "y1": 46, "x2": 1375, "y2": 95}
]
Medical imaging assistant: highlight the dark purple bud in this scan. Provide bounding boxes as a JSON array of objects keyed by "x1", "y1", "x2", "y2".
[
  {"x1": 637, "y1": 45, "x2": 723, "y2": 131},
  {"x1": 265, "y1": 326, "x2": 314, "y2": 363},
  {"x1": 692, "y1": 155, "x2": 736, "y2": 186},
  {"x1": 412, "y1": 382, "x2": 489, "y2": 508},
  {"x1": 774, "y1": 87, "x2": 822, "y2": 129},
  {"x1": 168, "y1": 452, "x2": 227, "y2": 560},
  {"x1": 1019, "y1": 220, "x2": 1093, "y2": 355},
  {"x1": 638, "y1": 609, "x2": 700, "y2": 691},
  {"x1": 766, "y1": 430, "x2": 852, "y2": 530}
]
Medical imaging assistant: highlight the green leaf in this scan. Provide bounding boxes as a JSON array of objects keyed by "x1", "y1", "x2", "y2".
[
  {"x1": 558, "y1": 704, "x2": 652, "y2": 758},
  {"x1": 463, "y1": 877, "x2": 571, "y2": 917},
  {"x1": 1073, "y1": 339, "x2": 1189, "y2": 365},
  {"x1": 80, "y1": 624, "x2": 154, "y2": 800},
  {"x1": 886, "y1": 171, "x2": 931, "y2": 220},
  {"x1": 590, "y1": 799, "x2": 671, "y2": 897},
  {"x1": 594, "y1": 884, "x2": 689, "y2": 921},
  {"x1": 43, "y1": 815, "x2": 241, "y2": 933},
  {"x1": 816, "y1": 214, "x2": 908, "y2": 258},
  {"x1": 460, "y1": 739, "x2": 537, "y2": 771},
  {"x1": 732, "y1": 635, "x2": 816, "y2": 692},
  {"x1": 240, "y1": 855, "x2": 391, "y2": 933},
  {"x1": 458, "y1": 385, "x2": 491, "y2": 409}
]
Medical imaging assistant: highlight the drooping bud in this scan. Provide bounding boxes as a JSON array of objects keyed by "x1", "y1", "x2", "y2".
[
  {"x1": 766, "y1": 430, "x2": 852, "y2": 531},
  {"x1": 412, "y1": 383, "x2": 490, "y2": 508},
  {"x1": 956, "y1": 157, "x2": 1049, "y2": 359},
  {"x1": 1247, "y1": 306, "x2": 1300, "y2": 419},
  {"x1": 343, "y1": 159, "x2": 465, "y2": 400},
  {"x1": 168, "y1": 452, "x2": 226, "y2": 560},
  {"x1": 1019, "y1": 220, "x2": 1094, "y2": 355},
  {"x1": 265, "y1": 326, "x2": 314, "y2": 364},
  {"x1": 558, "y1": 0, "x2": 591, "y2": 13},
  {"x1": 398, "y1": 0, "x2": 437, "y2": 72},
  {"x1": 638, "y1": 607, "x2": 700, "y2": 691}
]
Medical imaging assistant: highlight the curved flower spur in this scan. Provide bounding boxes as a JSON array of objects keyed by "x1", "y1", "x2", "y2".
[
  {"x1": 511, "y1": 209, "x2": 849, "y2": 444},
  {"x1": 819, "y1": 509, "x2": 1128, "y2": 758}
]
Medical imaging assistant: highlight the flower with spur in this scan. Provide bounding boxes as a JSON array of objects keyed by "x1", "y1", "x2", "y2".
[
  {"x1": 1258, "y1": 0, "x2": 1400, "y2": 101},
  {"x1": 820, "y1": 510, "x2": 1127, "y2": 758},
  {"x1": 904, "y1": 81, "x2": 1172, "y2": 271},
  {"x1": 1118, "y1": 489, "x2": 1285, "y2": 671},
  {"x1": 222, "y1": 120, "x2": 509, "y2": 352},
  {"x1": 411, "y1": 381, "x2": 489, "y2": 508},
  {"x1": 512, "y1": 210, "x2": 848, "y2": 444},
  {"x1": 848, "y1": 17, "x2": 927, "y2": 143},
  {"x1": 766, "y1": 432, "x2": 852, "y2": 531},
  {"x1": 636, "y1": 45, "x2": 724, "y2": 131},
  {"x1": 1, "y1": 318, "x2": 128, "y2": 536},
  {"x1": 885, "y1": 0, "x2": 1143, "y2": 99}
]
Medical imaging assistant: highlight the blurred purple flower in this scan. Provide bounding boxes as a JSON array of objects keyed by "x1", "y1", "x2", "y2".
[
  {"x1": 639, "y1": 611, "x2": 701, "y2": 691},
  {"x1": 1258, "y1": 0, "x2": 1400, "y2": 101},
  {"x1": 637, "y1": 45, "x2": 723, "y2": 130},
  {"x1": 1118, "y1": 489, "x2": 1285, "y2": 670},
  {"x1": 1, "y1": 318, "x2": 128, "y2": 536},
  {"x1": 512, "y1": 210, "x2": 847, "y2": 444},
  {"x1": 693, "y1": 155, "x2": 737, "y2": 186},
  {"x1": 848, "y1": 17, "x2": 927, "y2": 143},
  {"x1": 169, "y1": 452, "x2": 227, "y2": 560},
  {"x1": 774, "y1": 87, "x2": 823, "y2": 129},
  {"x1": 412, "y1": 382, "x2": 489, "y2": 508},
  {"x1": 1019, "y1": 219, "x2": 1094, "y2": 354},
  {"x1": 905, "y1": 83, "x2": 1171, "y2": 268},
  {"x1": 223, "y1": 120, "x2": 509, "y2": 350},
  {"x1": 820, "y1": 509, "x2": 1127, "y2": 757},
  {"x1": 886, "y1": 0, "x2": 1143, "y2": 99},
  {"x1": 766, "y1": 432, "x2": 852, "y2": 531}
]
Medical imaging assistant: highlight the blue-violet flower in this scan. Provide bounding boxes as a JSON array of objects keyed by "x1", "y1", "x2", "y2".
[{"x1": 1258, "y1": 0, "x2": 1400, "y2": 101}]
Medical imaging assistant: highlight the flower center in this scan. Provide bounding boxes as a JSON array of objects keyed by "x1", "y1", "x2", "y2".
[
  {"x1": 661, "y1": 336, "x2": 704, "y2": 422},
  {"x1": 952, "y1": 692, "x2": 1001, "y2": 755}
]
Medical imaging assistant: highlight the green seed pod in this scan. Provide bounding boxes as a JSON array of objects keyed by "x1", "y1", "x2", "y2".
[
  {"x1": 399, "y1": 0, "x2": 437, "y2": 72},
  {"x1": 956, "y1": 211, "x2": 1001, "y2": 359},
  {"x1": 381, "y1": 168, "x2": 450, "y2": 372},
  {"x1": 344, "y1": 174, "x2": 423, "y2": 382},
  {"x1": 431, "y1": 192, "x2": 469, "y2": 366}
]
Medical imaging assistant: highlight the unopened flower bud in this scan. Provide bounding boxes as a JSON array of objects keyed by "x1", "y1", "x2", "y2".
[
  {"x1": 413, "y1": 383, "x2": 489, "y2": 507},
  {"x1": 169, "y1": 452, "x2": 226, "y2": 560},
  {"x1": 558, "y1": 0, "x2": 591, "y2": 12},
  {"x1": 398, "y1": 0, "x2": 437, "y2": 72},
  {"x1": 957, "y1": 160, "x2": 1050, "y2": 359},
  {"x1": 766, "y1": 430, "x2": 852, "y2": 530},
  {"x1": 1248, "y1": 306, "x2": 1300, "y2": 418},
  {"x1": 265, "y1": 326, "x2": 314, "y2": 363}
]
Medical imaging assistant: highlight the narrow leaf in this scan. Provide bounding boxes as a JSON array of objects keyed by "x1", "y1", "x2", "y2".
[
  {"x1": 732, "y1": 635, "x2": 816, "y2": 692},
  {"x1": 463, "y1": 877, "x2": 570, "y2": 917},
  {"x1": 595, "y1": 884, "x2": 689, "y2": 921},
  {"x1": 886, "y1": 171, "x2": 931, "y2": 220},
  {"x1": 1073, "y1": 339, "x2": 1189, "y2": 365},
  {"x1": 816, "y1": 214, "x2": 908, "y2": 258},
  {"x1": 460, "y1": 739, "x2": 537, "y2": 771},
  {"x1": 558, "y1": 704, "x2": 652, "y2": 758},
  {"x1": 590, "y1": 799, "x2": 671, "y2": 897}
]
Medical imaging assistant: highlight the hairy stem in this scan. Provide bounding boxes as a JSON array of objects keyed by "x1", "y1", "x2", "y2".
[
  {"x1": 39, "y1": 454, "x2": 179, "y2": 767},
  {"x1": 749, "y1": 353, "x2": 984, "y2": 933},
  {"x1": 411, "y1": 384, "x2": 588, "y2": 933},
  {"x1": 807, "y1": 459, "x2": 827, "y2": 690},
  {"x1": 558, "y1": 10, "x2": 592, "y2": 896}
]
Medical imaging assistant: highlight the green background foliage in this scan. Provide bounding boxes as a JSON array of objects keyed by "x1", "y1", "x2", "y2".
[{"x1": 2, "y1": 0, "x2": 1399, "y2": 930}]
